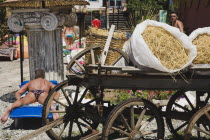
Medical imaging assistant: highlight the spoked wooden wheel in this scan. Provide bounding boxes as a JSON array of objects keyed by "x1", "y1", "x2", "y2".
[
  {"x1": 184, "y1": 104, "x2": 210, "y2": 140},
  {"x1": 166, "y1": 91, "x2": 210, "y2": 138},
  {"x1": 102, "y1": 98, "x2": 164, "y2": 140},
  {"x1": 66, "y1": 45, "x2": 129, "y2": 74},
  {"x1": 42, "y1": 80, "x2": 102, "y2": 140}
]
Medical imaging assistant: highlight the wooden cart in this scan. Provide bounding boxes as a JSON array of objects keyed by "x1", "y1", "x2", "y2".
[{"x1": 19, "y1": 26, "x2": 210, "y2": 140}]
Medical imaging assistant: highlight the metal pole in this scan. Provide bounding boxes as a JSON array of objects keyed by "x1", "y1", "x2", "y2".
[
  {"x1": 117, "y1": 6, "x2": 119, "y2": 30},
  {"x1": 79, "y1": 14, "x2": 82, "y2": 47},
  {"x1": 19, "y1": 31, "x2": 24, "y2": 83}
]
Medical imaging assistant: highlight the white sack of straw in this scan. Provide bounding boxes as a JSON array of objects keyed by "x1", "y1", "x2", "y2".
[
  {"x1": 125, "y1": 20, "x2": 197, "y2": 73},
  {"x1": 189, "y1": 27, "x2": 210, "y2": 64}
]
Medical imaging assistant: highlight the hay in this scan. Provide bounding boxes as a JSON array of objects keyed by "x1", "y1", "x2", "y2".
[
  {"x1": 192, "y1": 34, "x2": 210, "y2": 64},
  {"x1": 87, "y1": 27, "x2": 127, "y2": 39},
  {"x1": 142, "y1": 26, "x2": 190, "y2": 70}
]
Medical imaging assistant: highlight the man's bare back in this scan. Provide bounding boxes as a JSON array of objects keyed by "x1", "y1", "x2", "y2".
[{"x1": 0, "y1": 69, "x2": 59, "y2": 124}]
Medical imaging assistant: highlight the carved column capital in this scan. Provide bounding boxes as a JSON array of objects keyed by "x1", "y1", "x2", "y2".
[{"x1": 7, "y1": 9, "x2": 78, "y2": 32}]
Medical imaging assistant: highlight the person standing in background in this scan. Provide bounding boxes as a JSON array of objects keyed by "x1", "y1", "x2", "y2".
[
  {"x1": 170, "y1": 11, "x2": 184, "y2": 32},
  {"x1": 92, "y1": 16, "x2": 101, "y2": 29},
  {"x1": 62, "y1": 26, "x2": 77, "y2": 50}
]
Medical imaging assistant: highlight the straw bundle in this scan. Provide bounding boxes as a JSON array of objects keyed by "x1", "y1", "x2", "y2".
[
  {"x1": 142, "y1": 26, "x2": 190, "y2": 70},
  {"x1": 192, "y1": 34, "x2": 210, "y2": 64},
  {"x1": 87, "y1": 27, "x2": 127, "y2": 39}
]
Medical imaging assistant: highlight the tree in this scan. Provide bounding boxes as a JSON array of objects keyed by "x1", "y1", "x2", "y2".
[
  {"x1": 0, "y1": 0, "x2": 6, "y2": 24},
  {"x1": 127, "y1": 0, "x2": 169, "y2": 23}
]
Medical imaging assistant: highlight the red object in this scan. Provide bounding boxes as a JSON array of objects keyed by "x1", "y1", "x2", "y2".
[{"x1": 92, "y1": 19, "x2": 101, "y2": 29}]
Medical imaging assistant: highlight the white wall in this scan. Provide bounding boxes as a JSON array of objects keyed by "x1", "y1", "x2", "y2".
[
  {"x1": 75, "y1": 0, "x2": 104, "y2": 11},
  {"x1": 87, "y1": 0, "x2": 103, "y2": 10}
]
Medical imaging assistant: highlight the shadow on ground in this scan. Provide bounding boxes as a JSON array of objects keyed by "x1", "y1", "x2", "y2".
[
  {"x1": 0, "y1": 57, "x2": 12, "y2": 61},
  {"x1": 3, "y1": 118, "x2": 43, "y2": 130},
  {"x1": 0, "y1": 91, "x2": 16, "y2": 103}
]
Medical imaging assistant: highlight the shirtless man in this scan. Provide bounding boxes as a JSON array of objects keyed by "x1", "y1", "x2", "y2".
[
  {"x1": 63, "y1": 26, "x2": 77, "y2": 50},
  {"x1": 0, "y1": 69, "x2": 59, "y2": 124},
  {"x1": 170, "y1": 12, "x2": 184, "y2": 32}
]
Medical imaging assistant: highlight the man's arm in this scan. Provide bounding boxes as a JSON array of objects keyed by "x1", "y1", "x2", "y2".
[
  {"x1": 178, "y1": 21, "x2": 184, "y2": 32},
  {"x1": 15, "y1": 83, "x2": 29, "y2": 100}
]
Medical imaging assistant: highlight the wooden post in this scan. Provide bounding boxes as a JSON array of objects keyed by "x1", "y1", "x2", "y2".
[{"x1": 19, "y1": 31, "x2": 24, "y2": 83}]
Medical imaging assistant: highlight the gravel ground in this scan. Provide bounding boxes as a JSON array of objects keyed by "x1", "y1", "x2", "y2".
[{"x1": 0, "y1": 58, "x2": 178, "y2": 140}]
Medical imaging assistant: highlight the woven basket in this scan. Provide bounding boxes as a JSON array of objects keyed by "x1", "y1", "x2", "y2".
[{"x1": 85, "y1": 35, "x2": 126, "y2": 65}]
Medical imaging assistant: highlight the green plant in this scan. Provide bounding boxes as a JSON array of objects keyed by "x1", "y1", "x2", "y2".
[
  {"x1": 127, "y1": 0, "x2": 169, "y2": 23},
  {"x1": 114, "y1": 89, "x2": 176, "y2": 105}
]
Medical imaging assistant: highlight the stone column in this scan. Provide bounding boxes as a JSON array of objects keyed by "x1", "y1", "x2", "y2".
[
  {"x1": 8, "y1": 9, "x2": 65, "y2": 82},
  {"x1": 27, "y1": 28, "x2": 64, "y2": 82}
]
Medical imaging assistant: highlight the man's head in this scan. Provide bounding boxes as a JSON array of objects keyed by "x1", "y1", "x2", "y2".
[
  {"x1": 170, "y1": 11, "x2": 178, "y2": 22},
  {"x1": 35, "y1": 68, "x2": 45, "y2": 79}
]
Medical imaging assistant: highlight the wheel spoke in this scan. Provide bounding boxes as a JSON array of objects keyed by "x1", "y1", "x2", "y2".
[
  {"x1": 111, "y1": 127, "x2": 130, "y2": 136},
  {"x1": 113, "y1": 137, "x2": 129, "y2": 140},
  {"x1": 111, "y1": 55, "x2": 123, "y2": 66},
  {"x1": 174, "y1": 121, "x2": 188, "y2": 132},
  {"x1": 73, "y1": 86, "x2": 80, "y2": 104},
  {"x1": 174, "y1": 102, "x2": 190, "y2": 112},
  {"x1": 53, "y1": 98, "x2": 67, "y2": 107},
  {"x1": 193, "y1": 125, "x2": 210, "y2": 136},
  {"x1": 49, "y1": 110, "x2": 66, "y2": 113},
  {"x1": 141, "y1": 129, "x2": 158, "y2": 136},
  {"x1": 74, "y1": 60, "x2": 85, "y2": 71},
  {"x1": 202, "y1": 124, "x2": 209, "y2": 132},
  {"x1": 140, "y1": 116, "x2": 155, "y2": 131},
  {"x1": 80, "y1": 117, "x2": 92, "y2": 126},
  {"x1": 205, "y1": 111, "x2": 210, "y2": 120},
  {"x1": 90, "y1": 49, "x2": 95, "y2": 65},
  {"x1": 130, "y1": 106, "x2": 135, "y2": 130},
  {"x1": 68, "y1": 121, "x2": 74, "y2": 137},
  {"x1": 76, "y1": 120, "x2": 84, "y2": 135},
  {"x1": 204, "y1": 94, "x2": 210, "y2": 104},
  {"x1": 135, "y1": 108, "x2": 146, "y2": 130},
  {"x1": 58, "y1": 121, "x2": 69, "y2": 137},
  {"x1": 84, "y1": 99, "x2": 96, "y2": 105},
  {"x1": 77, "y1": 121, "x2": 94, "y2": 131},
  {"x1": 183, "y1": 93, "x2": 195, "y2": 110},
  {"x1": 61, "y1": 87, "x2": 72, "y2": 105},
  {"x1": 119, "y1": 113, "x2": 132, "y2": 132},
  {"x1": 78, "y1": 88, "x2": 88, "y2": 103}
]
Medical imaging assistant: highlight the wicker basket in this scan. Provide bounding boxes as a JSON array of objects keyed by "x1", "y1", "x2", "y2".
[{"x1": 85, "y1": 35, "x2": 126, "y2": 65}]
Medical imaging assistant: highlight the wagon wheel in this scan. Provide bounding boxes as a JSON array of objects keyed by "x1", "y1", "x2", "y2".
[
  {"x1": 102, "y1": 98, "x2": 164, "y2": 140},
  {"x1": 66, "y1": 45, "x2": 129, "y2": 74},
  {"x1": 166, "y1": 91, "x2": 210, "y2": 138},
  {"x1": 184, "y1": 104, "x2": 210, "y2": 140},
  {"x1": 42, "y1": 80, "x2": 102, "y2": 140}
]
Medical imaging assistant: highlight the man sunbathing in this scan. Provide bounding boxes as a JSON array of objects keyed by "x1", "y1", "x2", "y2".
[{"x1": 0, "y1": 68, "x2": 60, "y2": 124}]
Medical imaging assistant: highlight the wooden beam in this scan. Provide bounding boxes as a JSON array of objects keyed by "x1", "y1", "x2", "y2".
[{"x1": 101, "y1": 24, "x2": 115, "y2": 66}]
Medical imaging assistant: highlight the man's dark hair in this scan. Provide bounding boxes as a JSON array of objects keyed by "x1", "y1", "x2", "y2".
[
  {"x1": 170, "y1": 11, "x2": 178, "y2": 16},
  {"x1": 35, "y1": 68, "x2": 45, "y2": 79}
]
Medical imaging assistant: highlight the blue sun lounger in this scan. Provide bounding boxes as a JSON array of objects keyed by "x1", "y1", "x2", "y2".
[{"x1": 10, "y1": 80, "x2": 58, "y2": 120}]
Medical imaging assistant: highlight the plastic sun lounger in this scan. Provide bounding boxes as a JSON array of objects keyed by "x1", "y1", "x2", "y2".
[{"x1": 10, "y1": 80, "x2": 58, "y2": 119}]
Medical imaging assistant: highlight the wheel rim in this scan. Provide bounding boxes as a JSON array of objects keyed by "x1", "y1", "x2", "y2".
[
  {"x1": 66, "y1": 46, "x2": 129, "y2": 74},
  {"x1": 184, "y1": 104, "x2": 210, "y2": 140},
  {"x1": 42, "y1": 80, "x2": 101, "y2": 139},
  {"x1": 166, "y1": 91, "x2": 210, "y2": 138},
  {"x1": 102, "y1": 98, "x2": 164, "y2": 140}
]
